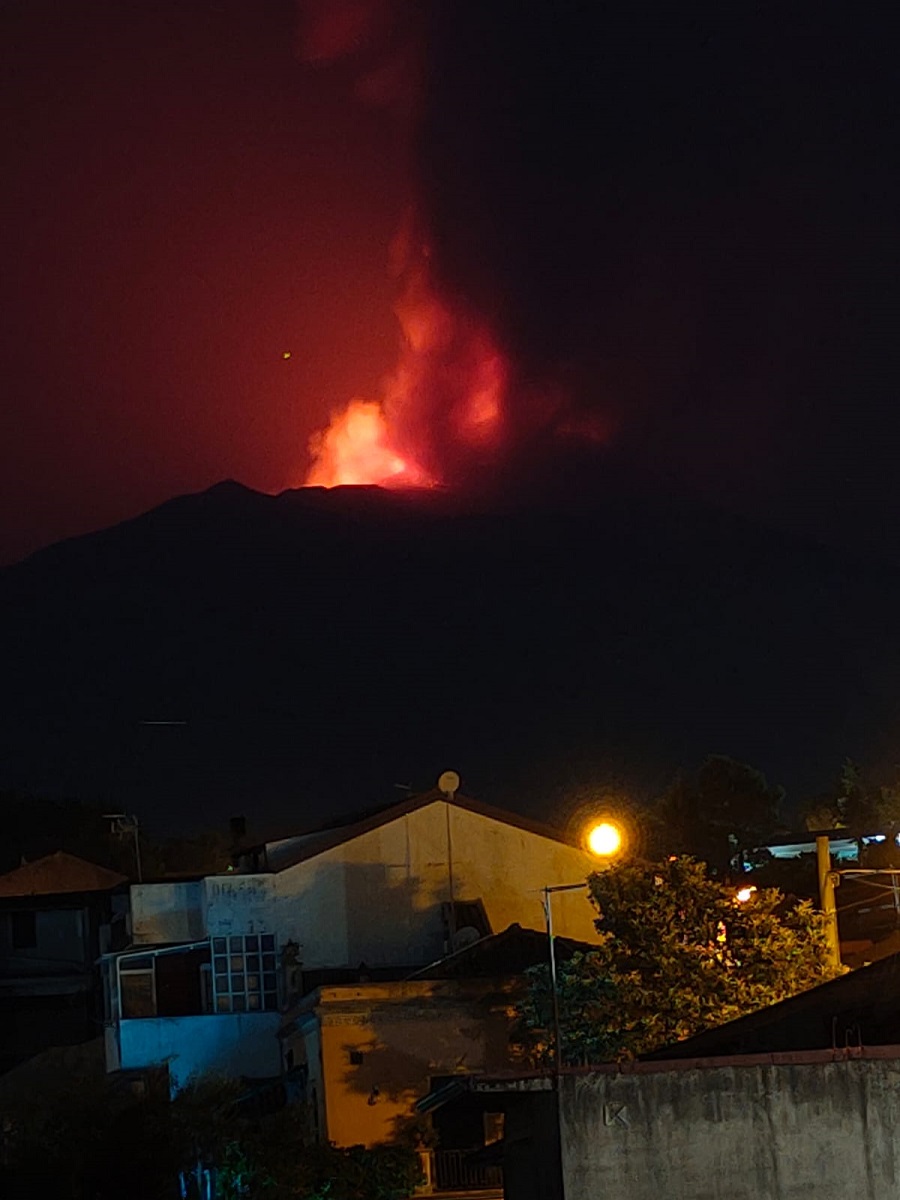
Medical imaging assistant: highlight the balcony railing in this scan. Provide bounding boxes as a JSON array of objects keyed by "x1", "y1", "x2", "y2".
[{"x1": 432, "y1": 1148, "x2": 503, "y2": 1192}]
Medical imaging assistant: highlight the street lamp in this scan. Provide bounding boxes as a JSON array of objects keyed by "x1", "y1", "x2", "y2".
[
  {"x1": 587, "y1": 821, "x2": 622, "y2": 858},
  {"x1": 541, "y1": 819, "x2": 624, "y2": 1200},
  {"x1": 544, "y1": 818, "x2": 625, "y2": 1073}
]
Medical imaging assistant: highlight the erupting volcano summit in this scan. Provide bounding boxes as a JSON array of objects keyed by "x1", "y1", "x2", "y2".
[{"x1": 305, "y1": 228, "x2": 510, "y2": 490}]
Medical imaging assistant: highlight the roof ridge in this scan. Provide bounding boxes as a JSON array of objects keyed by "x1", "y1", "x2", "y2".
[{"x1": 250, "y1": 790, "x2": 579, "y2": 874}]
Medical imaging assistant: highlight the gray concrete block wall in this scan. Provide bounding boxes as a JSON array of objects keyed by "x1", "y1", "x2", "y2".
[{"x1": 560, "y1": 1058, "x2": 900, "y2": 1200}]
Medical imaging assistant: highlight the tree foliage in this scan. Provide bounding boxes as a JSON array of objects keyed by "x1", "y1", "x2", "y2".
[
  {"x1": 514, "y1": 856, "x2": 841, "y2": 1065},
  {"x1": 1, "y1": 1070, "x2": 421, "y2": 1200},
  {"x1": 803, "y1": 758, "x2": 900, "y2": 834},
  {"x1": 651, "y1": 756, "x2": 784, "y2": 874}
]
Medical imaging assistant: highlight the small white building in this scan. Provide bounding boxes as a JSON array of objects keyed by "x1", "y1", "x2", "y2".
[{"x1": 103, "y1": 785, "x2": 603, "y2": 1092}]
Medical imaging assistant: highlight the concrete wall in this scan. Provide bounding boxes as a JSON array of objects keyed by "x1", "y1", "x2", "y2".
[
  {"x1": 131, "y1": 881, "x2": 205, "y2": 944},
  {"x1": 275, "y1": 801, "x2": 601, "y2": 970},
  {"x1": 118, "y1": 1012, "x2": 281, "y2": 1093},
  {"x1": 287, "y1": 980, "x2": 518, "y2": 1148},
  {"x1": 132, "y1": 876, "x2": 278, "y2": 945},
  {"x1": 557, "y1": 1057, "x2": 900, "y2": 1200},
  {"x1": 205, "y1": 873, "x2": 277, "y2": 937}
]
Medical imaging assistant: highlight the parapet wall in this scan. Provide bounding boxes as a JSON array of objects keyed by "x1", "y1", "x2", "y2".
[{"x1": 560, "y1": 1051, "x2": 900, "y2": 1200}]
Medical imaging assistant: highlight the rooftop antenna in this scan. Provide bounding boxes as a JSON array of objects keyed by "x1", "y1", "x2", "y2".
[
  {"x1": 438, "y1": 770, "x2": 460, "y2": 800},
  {"x1": 103, "y1": 813, "x2": 142, "y2": 883}
]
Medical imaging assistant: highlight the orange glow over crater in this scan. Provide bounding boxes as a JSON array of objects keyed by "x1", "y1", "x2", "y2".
[
  {"x1": 304, "y1": 223, "x2": 508, "y2": 489},
  {"x1": 306, "y1": 399, "x2": 434, "y2": 488}
]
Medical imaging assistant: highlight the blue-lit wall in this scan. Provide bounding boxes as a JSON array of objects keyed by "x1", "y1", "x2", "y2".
[{"x1": 118, "y1": 1011, "x2": 281, "y2": 1093}]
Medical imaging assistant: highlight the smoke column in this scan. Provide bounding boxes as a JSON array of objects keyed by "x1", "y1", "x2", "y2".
[
  {"x1": 298, "y1": 4, "x2": 885, "y2": 500},
  {"x1": 297, "y1": 0, "x2": 592, "y2": 491}
]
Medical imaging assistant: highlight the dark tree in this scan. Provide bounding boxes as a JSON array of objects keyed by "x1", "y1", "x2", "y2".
[{"x1": 652, "y1": 756, "x2": 784, "y2": 875}]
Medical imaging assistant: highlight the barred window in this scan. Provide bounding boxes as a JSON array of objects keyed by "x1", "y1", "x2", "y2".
[{"x1": 211, "y1": 933, "x2": 277, "y2": 1012}]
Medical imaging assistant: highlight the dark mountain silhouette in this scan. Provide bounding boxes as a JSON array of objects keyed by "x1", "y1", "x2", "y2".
[{"x1": 2, "y1": 473, "x2": 899, "y2": 837}]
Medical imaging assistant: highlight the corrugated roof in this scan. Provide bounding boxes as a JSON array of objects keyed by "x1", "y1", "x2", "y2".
[
  {"x1": 642, "y1": 951, "x2": 900, "y2": 1061},
  {"x1": 0, "y1": 851, "x2": 128, "y2": 897}
]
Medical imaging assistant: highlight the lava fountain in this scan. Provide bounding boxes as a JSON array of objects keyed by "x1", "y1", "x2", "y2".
[{"x1": 305, "y1": 221, "x2": 509, "y2": 489}]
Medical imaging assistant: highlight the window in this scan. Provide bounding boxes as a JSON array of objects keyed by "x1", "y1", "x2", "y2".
[
  {"x1": 120, "y1": 957, "x2": 156, "y2": 1018},
  {"x1": 483, "y1": 1112, "x2": 505, "y2": 1145},
  {"x1": 11, "y1": 910, "x2": 37, "y2": 949},
  {"x1": 349, "y1": 1049, "x2": 364, "y2": 1066},
  {"x1": 211, "y1": 933, "x2": 278, "y2": 1012}
]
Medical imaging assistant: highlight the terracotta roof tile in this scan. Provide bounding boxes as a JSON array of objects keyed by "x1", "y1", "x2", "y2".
[{"x1": 0, "y1": 851, "x2": 128, "y2": 897}]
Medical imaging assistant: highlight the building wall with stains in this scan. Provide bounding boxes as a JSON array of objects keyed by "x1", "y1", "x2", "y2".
[
  {"x1": 118, "y1": 1011, "x2": 282, "y2": 1092},
  {"x1": 272, "y1": 801, "x2": 602, "y2": 971},
  {"x1": 553, "y1": 1055, "x2": 900, "y2": 1200},
  {"x1": 131, "y1": 881, "x2": 205, "y2": 944},
  {"x1": 285, "y1": 980, "x2": 518, "y2": 1147},
  {"x1": 130, "y1": 802, "x2": 601, "y2": 971}
]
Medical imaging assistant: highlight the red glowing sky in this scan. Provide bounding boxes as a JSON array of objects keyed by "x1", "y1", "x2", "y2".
[
  {"x1": 1, "y1": 2, "x2": 409, "y2": 564},
  {"x1": 5, "y1": 2, "x2": 900, "y2": 564}
]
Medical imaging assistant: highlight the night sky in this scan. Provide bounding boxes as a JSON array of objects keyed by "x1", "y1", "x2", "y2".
[
  {"x1": 4, "y1": 1, "x2": 900, "y2": 564},
  {"x1": 2, "y1": 0, "x2": 405, "y2": 564}
]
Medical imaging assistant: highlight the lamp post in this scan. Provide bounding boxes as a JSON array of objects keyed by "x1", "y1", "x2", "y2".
[
  {"x1": 543, "y1": 881, "x2": 588, "y2": 1077},
  {"x1": 543, "y1": 820, "x2": 625, "y2": 1072},
  {"x1": 542, "y1": 819, "x2": 624, "y2": 1200}
]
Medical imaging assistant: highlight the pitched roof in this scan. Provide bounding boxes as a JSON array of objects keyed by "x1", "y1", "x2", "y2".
[
  {"x1": 411, "y1": 923, "x2": 600, "y2": 980},
  {"x1": 0, "y1": 851, "x2": 128, "y2": 897},
  {"x1": 256, "y1": 789, "x2": 584, "y2": 873},
  {"x1": 643, "y1": 951, "x2": 900, "y2": 1061}
]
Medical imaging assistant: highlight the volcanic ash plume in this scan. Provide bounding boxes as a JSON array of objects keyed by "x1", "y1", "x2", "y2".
[
  {"x1": 305, "y1": 222, "x2": 510, "y2": 489},
  {"x1": 298, "y1": 0, "x2": 513, "y2": 490},
  {"x1": 299, "y1": 0, "x2": 602, "y2": 491}
]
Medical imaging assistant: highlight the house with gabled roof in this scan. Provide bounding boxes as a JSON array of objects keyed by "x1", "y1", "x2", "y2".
[
  {"x1": 103, "y1": 779, "x2": 604, "y2": 1102},
  {"x1": 0, "y1": 851, "x2": 129, "y2": 1074}
]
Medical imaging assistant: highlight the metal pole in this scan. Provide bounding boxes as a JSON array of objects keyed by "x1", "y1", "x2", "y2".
[
  {"x1": 543, "y1": 887, "x2": 563, "y2": 1077},
  {"x1": 542, "y1": 883, "x2": 587, "y2": 1072},
  {"x1": 133, "y1": 819, "x2": 143, "y2": 883},
  {"x1": 445, "y1": 803, "x2": 456, "y2": 947},
  {"x1": 543, "y1": 882, "x2": 588, "y2": 1200},
  {"x1": 816, "y1": 835, "x2": 841, "y2": 970}
]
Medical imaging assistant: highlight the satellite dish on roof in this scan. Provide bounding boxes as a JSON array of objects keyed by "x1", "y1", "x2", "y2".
[
  {"x1": 438, "y1": 770, "x2": 460, "y2": 798},
  {"x1": 451, "y1": 926, "x2": 481, "y2": 952}
]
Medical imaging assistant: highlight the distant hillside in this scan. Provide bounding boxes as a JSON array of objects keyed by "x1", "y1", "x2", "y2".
[{"x1": 2, "y1": 478, "x2": 898, "y2": 836}]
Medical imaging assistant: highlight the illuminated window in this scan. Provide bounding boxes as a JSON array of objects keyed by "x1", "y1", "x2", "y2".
[{"x1": 211, "y1": 933, "x2": 278, "y2": 1012}]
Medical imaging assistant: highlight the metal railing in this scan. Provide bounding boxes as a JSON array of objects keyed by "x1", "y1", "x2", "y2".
[{"x1": 433, "y1": 1149, "x2": 503, "y2": 1192}]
